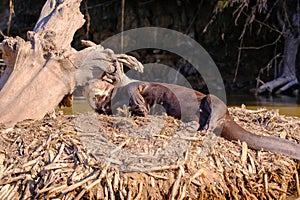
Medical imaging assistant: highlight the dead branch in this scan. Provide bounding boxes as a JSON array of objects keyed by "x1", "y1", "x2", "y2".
[{"x1": 0, "y1": 0, "x2": 143, "y2": 127}]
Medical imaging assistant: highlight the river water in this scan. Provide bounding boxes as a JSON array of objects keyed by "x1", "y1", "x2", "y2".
[
  {"x1": 227, "y1": 94, "x2": 300, "y2": 117},
  {"x1": 64, "y1": 94, "x2": 300, "y2": 117}
]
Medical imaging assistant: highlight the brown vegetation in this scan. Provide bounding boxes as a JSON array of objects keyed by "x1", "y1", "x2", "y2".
[{"x1": 0, "y1": 107, "x2": 299, "y2": 199}]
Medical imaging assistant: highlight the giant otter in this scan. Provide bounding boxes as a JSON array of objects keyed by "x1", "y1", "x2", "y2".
[{"x1": 84, "y1": 79, "x2": 300, "y2": 160}]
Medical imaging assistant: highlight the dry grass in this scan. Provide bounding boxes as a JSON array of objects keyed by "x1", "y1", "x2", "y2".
[{"x1": 0, "y1": 106, "x2": 299, "y2": 199}]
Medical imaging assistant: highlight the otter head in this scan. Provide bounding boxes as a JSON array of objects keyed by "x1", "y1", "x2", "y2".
[{"x1": 84, "y1": 79, "x2": 115, "y2": 114}]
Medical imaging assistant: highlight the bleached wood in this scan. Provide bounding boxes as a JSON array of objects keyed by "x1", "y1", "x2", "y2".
[
  {"x1": 0, "y1": 0, "x2": 143, "y2": 126},
  {"x1": 0, "y1": 0, "x2": 85, "y2": 126}
]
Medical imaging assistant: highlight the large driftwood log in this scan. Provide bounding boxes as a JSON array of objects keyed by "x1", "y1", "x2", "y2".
[
  {"x1": 0, "y1": 0, "x2": 84, "y2": 126},
  {"x1": 0, "y1": 0, "x2": 142, "y2": 126}
]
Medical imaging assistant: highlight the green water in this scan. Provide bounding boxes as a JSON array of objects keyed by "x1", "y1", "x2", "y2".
[
  {"x1": 65, "y1": 94, "x2": 300, "y2": 118},
  {"x1": 227, "y1": 94, "x2": 300, "y2": 117}
]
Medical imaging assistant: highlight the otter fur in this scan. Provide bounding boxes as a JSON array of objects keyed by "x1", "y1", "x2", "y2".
[{"x1": 84, "y1": 79, "x2": 300, "y2": 160}]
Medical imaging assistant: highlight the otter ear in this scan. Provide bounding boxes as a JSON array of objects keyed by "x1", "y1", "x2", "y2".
[{"x1": 198, "y1": 95, "x2": 212, "y2": 131}]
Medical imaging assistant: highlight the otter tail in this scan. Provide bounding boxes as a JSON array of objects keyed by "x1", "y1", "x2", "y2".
[
  {"x1": 199, "y1": 95, "x2": 300, "y2": 160},
  {"x1": 221, "y1": 118, "x2": 300, "y2": 160}
]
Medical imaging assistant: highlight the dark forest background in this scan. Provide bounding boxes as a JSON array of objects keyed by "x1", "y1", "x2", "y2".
[{"x1": 0, "y1": 0, "x2": 293, "y2": 95}]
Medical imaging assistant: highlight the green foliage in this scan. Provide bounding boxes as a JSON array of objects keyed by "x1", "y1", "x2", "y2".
[{"x1": 217, "y1": 0, "x2": 230, "y2": 9}]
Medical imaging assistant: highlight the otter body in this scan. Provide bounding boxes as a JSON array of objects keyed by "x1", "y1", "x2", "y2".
[{"x1": 85, "y1": 79, "x2": 300, "y2": 160}]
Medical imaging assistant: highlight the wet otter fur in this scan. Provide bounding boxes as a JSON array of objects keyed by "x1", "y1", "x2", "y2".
[{"x1": 84, "y1": 79, "x2": 300, "y2": 160}]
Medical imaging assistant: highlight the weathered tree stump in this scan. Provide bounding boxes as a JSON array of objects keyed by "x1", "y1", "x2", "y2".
[
  {"x1": 0, "y1": 0, "x2": 85, "y2": 126},
  {"x1": 0, "y1": 0, "x2": 142, "y2": 126}
]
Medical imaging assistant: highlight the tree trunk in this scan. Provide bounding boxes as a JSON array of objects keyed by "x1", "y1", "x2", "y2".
[
  {"x1": 0, "y1": 0, "x2": 143, "y2": 127},
  {"x1": 257, "y1": 0, "x2": 300, "y2": 94},
  {"x1": 257, "y1": 32, "x2": 300, "y2": 94},
  {"x1": 0, "y1": 0, "x2": 87, "y2": 126}
]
